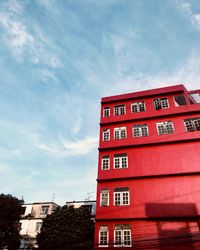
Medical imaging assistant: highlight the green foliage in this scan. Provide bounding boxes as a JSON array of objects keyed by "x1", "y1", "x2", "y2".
[
  {"x1": 0, "y1": 193, "x2": 23, "y2": 250},
  {"x1": 37, "y1": 205, "x2": 94, "y2": 250}
]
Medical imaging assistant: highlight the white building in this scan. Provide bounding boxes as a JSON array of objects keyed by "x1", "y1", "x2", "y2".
[{"x1": 20, "y1": 202, "x2": 59, "y2": 249}]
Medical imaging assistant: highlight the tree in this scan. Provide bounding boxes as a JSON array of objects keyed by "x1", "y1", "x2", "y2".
[
  {"x1": 37, "y1": 205, "x2": 94, "y2": 250},
  {"x1": 0, "y1": 193, "x2": 23, "y2": 250}
]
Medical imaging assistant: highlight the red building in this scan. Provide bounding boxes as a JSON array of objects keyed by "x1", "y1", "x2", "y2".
[{"x1": 95, "y1": 85, "x2": 200, "y2": 249}]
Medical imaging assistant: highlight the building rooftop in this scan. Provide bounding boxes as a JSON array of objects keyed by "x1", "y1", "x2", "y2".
[{"x1": 101, "y1": 84, "x2": 189, "y2": 103}]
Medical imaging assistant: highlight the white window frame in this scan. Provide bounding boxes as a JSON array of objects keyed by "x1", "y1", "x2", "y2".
[
  {"x1": 131, "y1": 101, "x2": 146, "y2": 113},
  {"x1": 101, "y1": 156, "x2": 110, "y2": 170},
  {"x1": 114, "y1": 154, "x2": 128, "y2": 169},
  {"x1": 184, "y1": 118, "x2": 200, "y2": 132},
  {"x1": 156, "y1": 121, "x2": 174, "y2": 135},
  {"x1": 114, "y1": 188, "x2": 130, "y2": 206},
  {"x1": 100, "y1": 190, "x2": 109, "y2": 207},
  {"x1": 114, "y1": 105, "x2": 126, "y2": 116},
  {"x1": 114, "y1": 225, "x2": 132, "y2": 247},
  {"x1": 99, "y1": 226, "x2": 109, "y2": 247},
  {"x1": 103, "y1": 129, "x2": 110, "y2": 141},
  {"x1": 132, "y1": 124, "x2": 149, "y2": 137},
  {"x1": 114, "y1": 127, "x2": 127, "y2": 140},
  {"x1": 103, "y1": 107, "x2": 110, "y2": 117},
  {"x1": 153, "y1": 98, "x2": 169, "y2": 110}
]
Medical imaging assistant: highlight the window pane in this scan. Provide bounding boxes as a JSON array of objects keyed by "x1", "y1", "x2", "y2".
[
  {"x1": 122, "y1": 192, "x2": 129, "y2": 205},
  {"x1": 174, "y1": 96, "x2": 186, "y2": 106},
  {"x1": 114, "y1": 158, "x2": 120, "y2": 168},
  {"x1": 99, "y1": 226, "x2": 108, "y2": 246},
  {"x1": 115, "y1": 230, "x2": 122, "y2": 246},
  {"x1": 161, "y1": 98, "x2": 169, "y2": 108},
  {"x1": 121, "y1": 129, "x2": 126, "y2": 138},
  {"x1": 103, "y1": 130, "x2": 110, "y2": 141},
  {"x1": 114, "y1": 193, "x2": 121, "y2": 206},
  {"x1": 154, "y1": 98, "x2": 169, "y2": 109},
  {"x1": 102, "y1": 157, "x2": 109, "y2": 170},
  {"x1": 103, "y1": 107, "x2": 110, "y2": 117},
  {"x1": 133, "y1": 125, "x2": 148, "y2": 137},
  {"x1": 114, "y1": 105, "x2": 126, "y2": 115},
  {"x1": 157, "y1": 122, "x2": 174, "y2": 135},
  {"x1": 131, "y1": 104, "x2": 138, "y2": 112},
  {"x1": 121, "y1": 157, "x2": 127, "y2": 168},
  {"x1": 100, "y1": 193, "x2": 109, "y2": 206},
  {"x1": 124, "y1": 230, "x2": 131, "y2": 246},
  {"x1": 114, "y1": 130, "x2": 120, "y2": 139}
]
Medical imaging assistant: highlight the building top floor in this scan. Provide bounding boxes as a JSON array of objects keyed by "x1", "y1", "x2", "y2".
[
  {"x1": 21, "y1": 202, "x2": 59, "y2": 219},
  {"x1": 65, "y1": 200, "x2": 96, "y2": 216},
  {"x1": 100, "y1": 85, "x2": 200, "y2": 125}
]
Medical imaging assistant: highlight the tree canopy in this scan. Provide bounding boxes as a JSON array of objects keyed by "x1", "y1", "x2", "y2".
[
  {"x1": 0, "y1": 193, "x2": 23, "y2": 250},
  {"x1": 37, "y1": 205, "x2": 94, "y2": 250}
]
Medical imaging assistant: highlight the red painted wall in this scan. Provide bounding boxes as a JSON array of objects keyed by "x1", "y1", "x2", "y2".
[
  {"x1": 96, "y1": 175, "x2": 200, "y2": 219},
  {"x1": 98, "y1": 140, "x2": 200, "y2": 180},
  {"x1": 99, "y1": 111, "x2": 200, "y2": 149},
  {"x1": 95, "y1": 85, "x2": 200, "y2": 249},
  {"x1": 94, "y1": 219, "x2": 200, "y2": 249}
]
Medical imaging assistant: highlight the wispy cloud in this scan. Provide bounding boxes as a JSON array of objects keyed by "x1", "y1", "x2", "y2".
[
  {"x1": 36, "y1": 135, "x2": 98, "y2": 157},
  {"x1": 36, "y1": 0, "x2": 60, "y2": 14},
  {"x1": 0, "y1": 13, "x2": 34, "y2": 58},
  {"x1": 176, "y1": 0, "x2": 200, "y2": 30},
  {"x1": 0, "y1": 1, "x2": 62, "y2": 70}
]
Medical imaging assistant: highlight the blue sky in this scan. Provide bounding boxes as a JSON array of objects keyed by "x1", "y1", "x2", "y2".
[{"x1": 0, "y1": 0, "x2": 200, "y2": 205}]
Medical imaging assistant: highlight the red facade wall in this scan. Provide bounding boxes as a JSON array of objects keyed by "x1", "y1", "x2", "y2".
[
  {"x1": 96, "y1": 175, "x2": 200, "y2": 219},
  {"x1": 95, "y1": 85, "x2": 200, "y2": 249},
  {"x1": 95, "y1": 219, "x2": 200, "y2": 250},
  {"x1": 98, "y1": 140, "x2": 200, "y2": 180}
]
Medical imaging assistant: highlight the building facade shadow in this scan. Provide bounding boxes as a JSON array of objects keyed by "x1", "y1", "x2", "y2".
[{"x1": 145, "y1": 203, "x2": 200, "y2": 250}]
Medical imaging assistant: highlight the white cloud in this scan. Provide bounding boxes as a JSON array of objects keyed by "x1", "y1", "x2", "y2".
[
  {"x1": 176, "y1": 0, "x2": 200, "y2": 30},
  {"x1": 145, "y1": 54, "x2": 200, "y2": 90},
  {"x1": 6, "y1": 0, "x2": 23, "y2": 14},
  {"x1": 0, "y1": 13, "x2": 34, "y2": 58},
  {"x1": 0, "y1": 0, "x2": 62, "y2": 69},
  {"x1": 36, "y1": 69, "x2": 58, "y2": 82},
  {"x1": 36, "y1": 135, "x2": 98, "y2": 157}
]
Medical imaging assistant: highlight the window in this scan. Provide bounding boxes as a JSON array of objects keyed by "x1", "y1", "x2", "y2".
[
  {"x1": 131, "y1": 101, "x2": 145, "y2": 113},
  {"x1": 114, "y1": 127, "x2": 126, "y2": 139},
  {"x1": 103, "y1": 107, "x2": 110, "y2": 117},
  {"x1": 174, "y1": 95, "x2": 186, "y2": 106},
  {"x1": 156, "y1": 121, "x2": 174, "y2": 135},
  {"x1": 114, "y1": 225, "x2": 132, "y2": 247},
  {"x1": 114, "y1": 187, "x2": 129, "y2": 206},
  {"x1": 35, "y1": 222, "x2": 42, "y2": 233},
  {"x1": 103, "y1": 129, "x2": 110, "y2": 141},
  {"x1": 21, "y1": 207, "x2": 26, "y2": 216},
  {"x1": 82, "y1": 205, "x2": 92, "y2": 213},
  {"x1": 114, "y1": 105, "x2": 126, "y2": 116},
  {"x1": 114, "y1": 154, "x2": 128, "y2": 169},
  {"x1": 153, "y1": 98, "x2": 169, "y2": 110},
  {"x1": 100, "y1": 189, "x2": 109, "y2": 207},
  {"x1": 189, "y1": 93, "x2": 200, "y2": 104},
  {"x1": 133, "y1": 124, "x2": 148, "y2": 137},
  {"x1": 99, "y1": 226, "x2": 109, "y2": 247},
  {"x1": 101, "y1": 156, "x2": 110, "y2": 170},
  {"x1": 40, "y1": 206, "x2": 49, "y2": 215},
  {"x1": 184, "y1": 118, "x2": 200, "y2": 132}
]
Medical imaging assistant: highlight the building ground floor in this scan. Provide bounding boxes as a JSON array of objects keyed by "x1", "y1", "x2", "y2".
[{"x1": 95, "y1": 217, "x2": 200, "y2": 249}]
